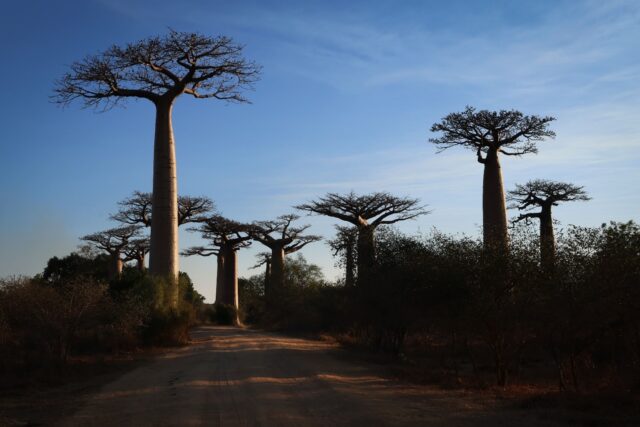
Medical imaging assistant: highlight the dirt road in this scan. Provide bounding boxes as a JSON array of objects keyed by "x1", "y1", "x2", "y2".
[{"x1": 57, "y1": 326, "x2": 567, "y2": 426}]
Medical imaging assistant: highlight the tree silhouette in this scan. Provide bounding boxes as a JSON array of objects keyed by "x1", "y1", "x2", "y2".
[
  {"x1": 123, "y1": 237, "x2": 151, "y2": 272},
  {"x1": 54, "y1": 30, "x2": 260, "y2": 303},
  {"x1": 327, "y1": 225, "x2": 358, "y2": 287},
  {"x1": 251, "y1": 252, "x2": 272, "y2": 296},
  {"x1": 111, "y1": 191, "x2": 214, "y2": 227},
  {"x1": 81, "y1": 225, "x2": 142, "y2": 279},
  {"x1": 249, "y1": 214, "x2": 321, "y2": 300},
  {"x1": 297, "y1": 192, "x2": 427, "y2": 285},
  {"x1": 183, "y1": 216, "x2": 251, "y2": 311},
  {"x1": 508, "y1": 179, "x2": 590, "y2": 270},
  {"x1": 430, "y1": 107, "x2": 555, "y2": 252}
]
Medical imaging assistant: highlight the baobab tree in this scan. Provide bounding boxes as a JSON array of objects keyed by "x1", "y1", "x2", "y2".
[
  {"x1": 249, "y1": 214, "x2": 321, "y2": 299},
  {"x1": 430, "y1": 107, "x2": 556, "y2": 252},
  {"x1": 327, "y1": 225, "x2": 358, "y2": 287},
  {"x1": 508, "y1": 179, "x2": 590, "y2": 270},
  {"x1": 111, "y1": 191, "x2": 214, "y2": 227},
  {"x1": 297, "y1": 192, "x2": 427, "y2": 285},
  {"x1": 53, "y1": 30, "x2": 260, "y2": 297},
  {"x1": 183, "y1": 216, "x2": 251, "y2": 310},
  {"x1": 123, "y1": 237, "x2": 151, "y2": 272},
  {"x1": 251, "y1": 252, "x2": 272, "y2": 296},
  {"x1": 81, "y1": 225, "x2": 141, "y2": 279}
]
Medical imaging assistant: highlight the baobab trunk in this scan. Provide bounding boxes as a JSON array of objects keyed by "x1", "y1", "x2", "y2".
[
  {"x1": 264, "y1": 259, "x2": 271, "y2": 298},
  {"x1": 149, "y1": 100, "x2": 179, "y2": 308},
  {"x1": 215, "y1": 253, "x2": 225, "y2": 304},
  {"x1": 109, "y1": 253, "x2": 123, "y2": 280},
  {"x1": 539, "y1": 206, "x2": 556, "y2": 272},
  {"x1": 222, "y1": 248, "x2": 239, "y2": 309},
  {"x1": 345, "y1": 242, "x2": 355, "y2": 287},
  {"x1": 270, "y1": 247, "x2": 285, "y2": 299},
  {"x1": 356, "y1": 225, "x2": 375, "y2": 286},
  {"x1": 482, "y1": 148, "x2": 509, "y2": 253}
]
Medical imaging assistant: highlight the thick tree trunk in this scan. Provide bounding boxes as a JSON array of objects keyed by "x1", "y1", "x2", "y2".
[
  {"x1": 215, "y1": 252, "x2": 226, "y2": 304},
  {"x1": 108, "y1": 252, "x2": 123, "y2": 280},
  {"x1": 482, "y1": 148, "x2": 509, "y2": 253},
  {"x1": 149, "y1": 100, "x2": 180, "y2": 308},
  {"x1": 136, "y1": 255, "x2": 145, "y2": 272},
  {"x1": 356, "y1": 225, "x2": 375, "y2": 286},
  {"x1": 264, "y1": 260, "x2": 271, "y2": 297},
  {"x1": 345, "y1": 242, "x2": 355, "y2": 287},
  {"x1": 270, "y1": 246, "x2": 285, "y2": 298},
  {"x1": 540, "y1": 206, "x2": 555, "y2": 272},
  {"x1": 222, "y1": 248, "x2": 239, "y2": 309}
]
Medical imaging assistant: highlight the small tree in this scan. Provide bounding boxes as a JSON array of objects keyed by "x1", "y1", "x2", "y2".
[
  {"x1": 297, "y1": 192, "x2": 427, "y2": 285},
  {"x1": 508, "y1": 179, "x2": 590, "y2": 270},
  {"x1": 430, "y1": 107, "x2": 555, "y2": 252},
  {"x1": 249, "y1": 214, "x2": 321, "y2": 300},
  {"x1": 123, "y1": 237, "x2": 151, "y2": 272},
  {"x1": 327, "y1": 225, "x2": 358, "y2": 287},
  {"x1": 183, "y1": 216, "x2": 251, "y2": 311},
  {"x1": 111, "y1": 191, "x2": 214, "y2": 227},
  {"x1": 81, "y1": 226, "x2": 142, "y2": 279},
  {"x1": 251, "y1": 252, "x2": 273, "y2": 296},
  {"x1": 54, "y1": 31, "x2": 260, "y2": 300}
]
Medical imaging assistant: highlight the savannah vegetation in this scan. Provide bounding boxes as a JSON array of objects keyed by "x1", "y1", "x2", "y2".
[{"x1": 1, "y1": 31, "x2": 638, "y2": 403}]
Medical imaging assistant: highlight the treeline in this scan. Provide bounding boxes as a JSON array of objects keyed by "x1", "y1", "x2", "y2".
[
  {"x1": 0, "y1": 254, "x2": 205, "y2": 373},
  {"x1": 240, "y1": 221, "x2": 640, "y2": 391}
]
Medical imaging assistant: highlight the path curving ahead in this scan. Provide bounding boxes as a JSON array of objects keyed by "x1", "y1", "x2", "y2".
[{"x1": 58, "y1": 326, "x2": 561, "y2": 427}]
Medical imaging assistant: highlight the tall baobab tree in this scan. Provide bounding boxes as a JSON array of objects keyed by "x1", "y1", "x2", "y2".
[
  {"x1": 508, "y1": 179, "x2": 590, "y2": 270},
  {"x1": 327, "y1": 225, "x2": 358, "y2": 287},
  {"x1": 249, "y1": 214, "x2": 321, "y2": 299},
  {"x1": 430, "y1": 107, "x2": 555, "y2": 252},
  {"x1": 183, "y1": 216, "x2": 251, "y2": 310},
  {"x1": 297, "y1": 192, "x2": 427, "y2": 285},
  {"x1": 111, "y1": 191, "x2": 214, "y2": 227},
  {"x1": 123, "y1": 237, "x2": 151, "y2": 272},
  {"x1": 81, "y1": 225, "x2": 141, "y2": 279},
  {"x1": 53, "y1": 31, "x2": 260, "y2": 298}
]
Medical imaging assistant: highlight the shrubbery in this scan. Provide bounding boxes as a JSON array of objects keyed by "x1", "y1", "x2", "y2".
[
  {"x1": 242, "y1": 221, "x2": 640, "y2": 391},
  {"x1": 0, "y1": 252, "x2": 205, "y2": 375}
]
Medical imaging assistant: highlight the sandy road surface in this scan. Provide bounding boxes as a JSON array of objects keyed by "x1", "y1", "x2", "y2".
[{"x1": 58, "y1": 326, "x2": 565, "y2": 427}]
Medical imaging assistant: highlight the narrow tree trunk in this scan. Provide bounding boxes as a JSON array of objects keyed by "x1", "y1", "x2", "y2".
[
  {"x1": 482, "y1": 148, "x2": 508, "y2": 253},
  {"x1": 356, "y1": 225, "x2": 375, "y2": 286},
  {"x1": 136, "y1": 254, "x2": 145, "y2": 272},
  {"x1": 345, "y1": 241, "x2": 355, "y2": 287},
  {"x1": 215, "y1": 252, "x2": 226, "y2": 305},
  {"x1": 540, "y1": 206, "x2": 555, "y2": 272},
  {"x1": 270, "y1": 246, "x2": 285, "y2": 298},
  {"x1": 149, "y1": 100, "x2": 179, "y2": 307}
]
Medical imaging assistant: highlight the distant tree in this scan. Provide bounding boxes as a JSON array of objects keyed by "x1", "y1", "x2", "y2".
[
  {"x1": 111, "y1": 191, "x2": 214, "y2": 227},
  {"x1": 327, "y1": 225, "x2": 358, "y2": 287},
  {"x1": 508, "y1": 179, "x2": 590, "y2": 270},
  {"x1": 81, "y1": 226, "x2": 142, "y2": 279},
  {"x1": 251, "y1": 252, "x2": 272, "y2": 296},
  {"x1": 183, "y1": 216, "x2": 251, "y2": 311},
  {"x1": 430, "y1": 107, "x2": 555, "y2": 252},
  {"x1": 297, "y1": 192, "x2": 427, "y2": 285},
  {"x1": 42, "y1": 252, "x2": 109, "y2": 285},
  {"x1": 123, "y1": 237, "x2": 151, "y2": 272},
  {"x1": 54, "y1": 30, "x2": 260, "y2": 302},
  {"x1": 249, "y1": 214, "x2": 321, "y2": 300}
]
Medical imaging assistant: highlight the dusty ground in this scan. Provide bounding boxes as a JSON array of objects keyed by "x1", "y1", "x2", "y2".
[{"x1": 2, "y1": 326, "x2": 636, "y2": 426}]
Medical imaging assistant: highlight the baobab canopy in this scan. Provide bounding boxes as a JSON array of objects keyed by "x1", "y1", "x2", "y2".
[{"x1": 53, "y1": 30, "x2": 261, "y2": 108}]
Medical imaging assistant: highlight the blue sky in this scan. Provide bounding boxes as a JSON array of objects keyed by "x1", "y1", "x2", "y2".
[{"x1": 1, "y1": 0, "x2": 639, "y2": 301}]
